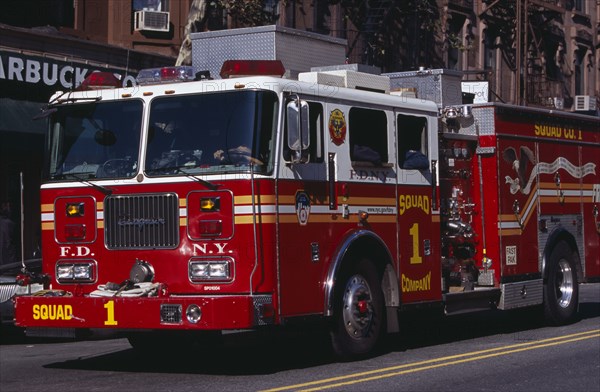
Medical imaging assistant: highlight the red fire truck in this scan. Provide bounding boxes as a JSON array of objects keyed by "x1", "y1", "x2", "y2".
[{"x1": 14, "y1": 60, "x2": 599, "y2": 359}]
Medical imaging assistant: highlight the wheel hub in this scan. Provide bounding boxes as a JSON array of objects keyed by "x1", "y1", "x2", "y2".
[
  {"x1": 342, "y1": 275, "x2": 373, "y2": 339},
  {"x1": 555, "y1": 259, "x2": 574, "y2": 308}
]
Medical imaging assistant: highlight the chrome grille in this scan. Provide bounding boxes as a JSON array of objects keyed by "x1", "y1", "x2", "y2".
[{"x1": 104, "y1": 193, "x2": 179, "y2": 249}]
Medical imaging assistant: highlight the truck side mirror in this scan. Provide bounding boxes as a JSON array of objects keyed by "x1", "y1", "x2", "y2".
[{"x1": 286, "y1": 98, "x2": 310, "y2": 163}]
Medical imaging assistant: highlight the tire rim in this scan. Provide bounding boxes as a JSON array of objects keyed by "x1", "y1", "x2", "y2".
[
  {"x1": 342, "y1": 274, "x2": 373, "y2": 339},
  {"x1": 555, "y1": 259, "x2": 574, "y2": 308}
]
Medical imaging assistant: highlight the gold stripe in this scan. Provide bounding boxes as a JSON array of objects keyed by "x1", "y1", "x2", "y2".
[
  {"x1": 180, "y1": 217, "x2": 187, "y2": 226},
  {"x1": 96, "y1": 201, "x2": 103, "y2": 210},
  {"x1": 499, "y1": 228, "x2": 521, "y2": 236},
  {"x1": 343, "y1": 196, "x2": 396, "y2": 205},
  {"x1": 235, "y1": 195, "x2": 278, "y2": 205},
  {"x1": 179, "y1": 199, "x2": 186, "y2": 207},
  {"x1": 235, "y1": 215, "x2": 277, "y2": 224},
  {"x1": 97, "y1": 221, "x2": 104, "y2": 229},
  {"x1": 41, "y1": 204, "x2": 54, "y2": 213},
  {"x1": 42, "y1": 222, "x2": 54, "y2": 230},
  {"x1": 540, "y1": 182, "x2": 588, "y2": 190}
]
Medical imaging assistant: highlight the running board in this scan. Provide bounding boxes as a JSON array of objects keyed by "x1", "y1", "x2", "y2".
[{"x1": 443, "y1": 288, "x2": 501, "y2": 315}]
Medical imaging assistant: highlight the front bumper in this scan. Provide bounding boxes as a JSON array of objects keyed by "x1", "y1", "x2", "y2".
[{"x1": 14, "y1": 293, "x2": 272, "y2": 330}]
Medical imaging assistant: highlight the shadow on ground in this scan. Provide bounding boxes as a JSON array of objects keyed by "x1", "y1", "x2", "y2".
[{"x1": 3, "y1": 284, "x2": 598, "y2": 375}]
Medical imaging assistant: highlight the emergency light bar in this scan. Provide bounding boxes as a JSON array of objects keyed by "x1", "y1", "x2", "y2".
[
  {"x1": 77, "y1": 71, "x2": 122, "y2": 90},
  {"x1": 136, "y1": 66, "x2": 196, "y2": 85},
  {"x1": 220, "y1": 60, "x2": 286, "y2": 79}
]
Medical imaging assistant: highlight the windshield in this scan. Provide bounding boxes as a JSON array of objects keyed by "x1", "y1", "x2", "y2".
[
  {"x1": 44, "y1": 100, "x2": 143, "y2": 181},
  {"x1": 145, "y1": 90, "x2": 278, "y2": 176}
]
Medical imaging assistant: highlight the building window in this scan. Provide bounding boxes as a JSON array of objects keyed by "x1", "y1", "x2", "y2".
[
  {"x1": 483, "y1": 31, "x2": 496, "y2": 70},
  {"x1": 133, "y1": 0, "x2": 169, "y2": 12},
  {"x1": 574, "y1": 0, "x2": 585, "y2": 13},
  {"x1": 313, "y1": 0, "x2": 330, "y2": 34},
  {"x1": 574, "y1": 47, "x2": 587, "y2": 95},
  {"x1": 447, "y1": 14, "x2": 466, "y2": 71},
  {"x1": 207, "y1": 2, "x2": 226, "y2": 31}
]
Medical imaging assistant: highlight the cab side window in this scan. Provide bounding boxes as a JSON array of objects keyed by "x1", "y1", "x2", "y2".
[
  {"x1": 349, "y1": 107, "x2": 388, "y2": 165},
  {"x1": 397, "y1": 114, "x2": 429, "y2": 170}
]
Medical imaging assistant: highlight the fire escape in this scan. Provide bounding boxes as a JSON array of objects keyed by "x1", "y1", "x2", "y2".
[
  {"x1": 481, "y1": 0, "x2": 567, "y2": 107},
  {"x1": 347, "y1": 0, "x2": 393, "y2": 66}
]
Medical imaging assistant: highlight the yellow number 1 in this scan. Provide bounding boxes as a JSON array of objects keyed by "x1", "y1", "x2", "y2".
[
  {"x1": 104, "y1": 300, "x2": 118, "y2": 326},
  {"x1": 409, "y1": 223, "x2": 422, "y2": 264}
]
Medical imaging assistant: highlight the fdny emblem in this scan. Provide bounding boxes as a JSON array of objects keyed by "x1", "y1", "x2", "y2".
[
  {"x1": 328, "y1": 108, "x2": 346, "y2": 146},
  {"x1": 295, "y1": 191, "x2": 311, "y2": 226}
]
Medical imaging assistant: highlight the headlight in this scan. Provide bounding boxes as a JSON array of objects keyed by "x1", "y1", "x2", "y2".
[
  {"x1": 57, "y1": 264, "x2": 74, "y2": 280},
  {"x1": 56, "y1": 261, "x2": 96, "y2": 283},
  {"x1": 189, "y1": 258, "x2": 232, "y2": 282}
]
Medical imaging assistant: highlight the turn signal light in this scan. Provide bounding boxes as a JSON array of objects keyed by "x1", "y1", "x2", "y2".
[
  {"x1": 66, "y1": 203, "x2": 85, "y2": 217},
  {"x1": 200, "y1": 197, "x2": 220, "y2": 212}
]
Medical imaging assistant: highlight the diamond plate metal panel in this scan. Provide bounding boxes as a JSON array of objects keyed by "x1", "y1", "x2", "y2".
[
  {"x1": 538, "y1": 214, "x2": 585, "y2": 275},
  {"x1": 191, "y1": 26, "x2": 346, "y2": 79},
  {"x1": 0, "y1": 283, "x2": 17, "y2": 303},
  {"x1": 452, "y1": 105, "x2": 495, "y2": 137},
  {"x1": 498, "y1": 279, "x2": 543, "y2": 310},
  {"x1": 384, "y1": 69, "x2": 463, "y2": 107},
  {"x1": 472, "y1": 106, "x2": 496, "y2": 136}
]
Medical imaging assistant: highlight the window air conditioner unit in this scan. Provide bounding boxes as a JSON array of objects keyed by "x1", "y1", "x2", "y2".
[
  {"x1": 134, "y1": 10, "x2": 170, "y2": 32},
  {"x1": 574, "y1": 95, "x2": 596, "y2": 111}
]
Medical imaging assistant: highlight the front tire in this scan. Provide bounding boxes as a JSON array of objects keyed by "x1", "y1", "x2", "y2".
[
  {"x1": 543, "y1": 241, "x2": 579, "y2": 325},
  {"x1": 330, "y1": 258, "x2": 385, "y2": 360}
]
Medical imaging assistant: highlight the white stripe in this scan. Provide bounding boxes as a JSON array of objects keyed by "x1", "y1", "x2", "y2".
[
  {"x1": 498, "y1": 221, "x2": 521, "y2": 230},
  {"x1": 235, "y1": 205, "x2": 279, "y2": 214},
  {"x1": 539, "y1": 189, "x2": 585, "y2": 197}
]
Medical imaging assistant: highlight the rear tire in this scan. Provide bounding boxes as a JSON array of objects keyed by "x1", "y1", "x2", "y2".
[
  {"x1": 543, "y1": 241, "x2": 579, "y2": 325},
  {"x1": 330, "y1": 258, "x2": 385, "y2": 360}
]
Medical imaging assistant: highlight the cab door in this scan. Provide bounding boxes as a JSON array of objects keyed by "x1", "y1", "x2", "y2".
[
  {"x1": 395, "y1": 112, "x2": 442, "y2": 303},
  {"x1": 277, "y1": 98, "x2": 329, "y2": 317}
]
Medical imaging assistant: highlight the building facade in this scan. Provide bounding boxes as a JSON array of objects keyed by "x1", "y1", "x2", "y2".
[
  {"x1": 0, "y1": 0, "x2": 184, "y2": 263},
  {"x1": 0, "y1": 0, "x2": 597, "y2": 263}
]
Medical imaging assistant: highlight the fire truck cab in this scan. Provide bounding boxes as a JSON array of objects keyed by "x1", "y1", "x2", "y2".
[{"x1": 13, "y1": 60, "x2": 599, "y2": 359}]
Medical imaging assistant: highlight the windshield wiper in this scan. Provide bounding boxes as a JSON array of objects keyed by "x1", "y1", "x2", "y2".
[
  {"x1": 146, "y1": 166, "x2": 219, "y2": 190},
  {"x1": 59, "y1": 172, "x2": 113, "y2": 195}
]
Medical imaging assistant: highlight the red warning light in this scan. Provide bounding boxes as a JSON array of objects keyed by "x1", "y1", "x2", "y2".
[{"x1": 219, "y1": 60, "x2": 286, "y2": 79}]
